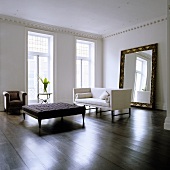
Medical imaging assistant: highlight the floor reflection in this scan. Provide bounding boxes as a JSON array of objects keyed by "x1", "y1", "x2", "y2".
[{"x1": 132, "y1": 109, "x2": 150, "y2": 141}]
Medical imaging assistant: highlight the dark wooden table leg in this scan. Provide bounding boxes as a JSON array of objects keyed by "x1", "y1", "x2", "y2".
[
  {"x1": 23, "y1": 112, "x2": 25, "y2": 120},
  {"x1": 38, "y1": 118, "x2": 41, "y2": 128},
  {"x1": 82, "y1": 113, "x2": 85, "y2": 128},
  {"x1": 38, "y1": 118, "x2": 42, "y2": 135}
]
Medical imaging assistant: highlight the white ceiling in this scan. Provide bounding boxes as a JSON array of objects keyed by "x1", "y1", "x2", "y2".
[{"x1": 0, "y1": 0, "x2": 167, "y2": 36}]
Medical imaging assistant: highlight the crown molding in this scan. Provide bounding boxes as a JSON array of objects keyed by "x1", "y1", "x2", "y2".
[
  {"x1": 0, "y1": 14, "x2": 102, "y2": 39},
  {"x1": 0, "y1": 14, "x2": 167, "y2": 40},
  {"x1": 103, "y1": 16, "x2": 167, "y2": 38}
]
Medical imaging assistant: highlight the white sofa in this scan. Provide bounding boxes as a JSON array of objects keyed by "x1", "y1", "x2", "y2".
[{"x1": 73, "y1": 88, "x2": 132, "y2": 122}]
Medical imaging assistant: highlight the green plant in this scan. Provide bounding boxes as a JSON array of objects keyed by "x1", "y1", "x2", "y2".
[{"x1": 39, "y1": 77, "x2": 50, "y2": 93}]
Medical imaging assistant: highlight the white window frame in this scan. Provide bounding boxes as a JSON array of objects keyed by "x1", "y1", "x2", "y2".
[
  {"x1": 75, "y1": 38, "x2": 95, "y2": 88},
  {"x1": 27, "y1": 30, "x2": 54, "y2": 104}
]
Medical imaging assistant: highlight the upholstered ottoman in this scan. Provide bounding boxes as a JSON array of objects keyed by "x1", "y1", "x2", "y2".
[{"x1": 22, "y1": 102, "x2": 85, "y2": 130}]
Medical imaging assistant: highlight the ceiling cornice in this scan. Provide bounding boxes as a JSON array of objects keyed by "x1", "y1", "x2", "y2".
[
  {"x1": 0, "y1": 14, "x2": 167, "y2": 40},
  {"x1": 103, "y1": 16, "x2": 167, "y2": 39},
  {"x1": 0, "y1": 14, "x2": 102, "y2": 39}
]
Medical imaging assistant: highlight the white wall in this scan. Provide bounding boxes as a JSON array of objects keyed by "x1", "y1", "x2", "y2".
[
  {"x1": 0, "y1": 22, "x2": 26, "y2": 110},
  {"x1": 103, "y1": 20, "x2": 167, "y2": 110},
  {"x1": 124, "y1": 53, "x2": 136, "y2": 89},
  {"x1": 55, "y1": 34, "x2": 103, "y2": 104},
  {"x1": 0, "y1": 21, "x2": 103, "y2": 110},
  {"x1": 54, "y1": 33, "x2": 76, "y2": 104},
  {"x1": 164, "y1": 0, "x2": 170, "y2": 130}
]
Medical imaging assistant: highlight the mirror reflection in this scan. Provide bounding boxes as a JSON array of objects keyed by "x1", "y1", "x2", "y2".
[
  {"x1": 119, "y1": 43, "x2": 157, "y2": 108},
  {"x1": 124, "y1": 50, "x2": 152, "y2": 103}
]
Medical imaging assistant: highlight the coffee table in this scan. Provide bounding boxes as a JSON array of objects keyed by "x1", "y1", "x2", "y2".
[{"x1": 22, "y1": 102, "x2": 85, "y2": 132}]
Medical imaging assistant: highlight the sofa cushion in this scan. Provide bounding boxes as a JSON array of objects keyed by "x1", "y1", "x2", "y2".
[
  {"x1": 99, "y1": 91, "x2": 109, "y2": 100},
  {"x1": 10, "y1": 92, "x2": 19, "y2": 101},
  {"x1": 105, "y1": 96, "x2": 110, "y2": 103},
  {"x1": 75, "y1": 98, "x2": 110, "y2": 107},
  {"x1": 9, "y1": 100, "x2": 23, "y2": 106},
  {"x1": 91, "y1": 88, "x2": 107, "y2": 98},
  {"x1": 76, "y1": 92, "x2": 92, "y2": 99}
]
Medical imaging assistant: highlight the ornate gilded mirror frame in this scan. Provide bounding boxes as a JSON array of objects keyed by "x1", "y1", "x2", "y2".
[{"x1": 119, "y1": 43, "x2": 158, "y2": 108}]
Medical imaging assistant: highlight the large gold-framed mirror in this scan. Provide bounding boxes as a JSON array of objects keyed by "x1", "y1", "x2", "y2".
[{"x1": 119, "y1": 43, "x2": 158, "y2": 108}]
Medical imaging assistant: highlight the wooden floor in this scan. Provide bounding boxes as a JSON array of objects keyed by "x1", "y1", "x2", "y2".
[{"x1": 0, "y1": 107, "x2": 170, "y2": 170}]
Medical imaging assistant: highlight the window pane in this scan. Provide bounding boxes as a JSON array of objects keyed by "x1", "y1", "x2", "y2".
[
  {"x1": 82, "y1": 60, "x2": 89, "y2": 87},
  {"x1": 28, "y1": 35, "x2": 49, "y2": 53},
  {"x1": 135, "y1": 73, "x2": 142, "y2": 91},
  {"x1": 76, "y1": 60, "x2": 81, "y2": 87},
  {"x1": 77, "y1": 42, "x2": 89, "y2": 58},
  {"x1": 39, "y1": 57, "x2": 48, "y2": 93},
  {"x1": 136, "y1": 59, "x2": 142, "y2": 72},
  {"x1": 28, "y1": 56, "x2": 38, "y2": 101}
]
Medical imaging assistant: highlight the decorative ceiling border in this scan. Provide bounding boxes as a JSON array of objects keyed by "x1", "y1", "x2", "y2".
[
  {"x1": 0, "y1": 14, "x2": 102, "y2": 39},
  {"x1": 103, "y1": 16, "x2": 167, "y2": 38},
  {"x1": 0, "y1": 14, "x2": 167, "y2": 40}
]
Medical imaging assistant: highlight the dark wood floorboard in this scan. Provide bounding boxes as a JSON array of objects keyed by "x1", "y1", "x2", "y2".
[{"x1": 0, "y1": 107, "x2": 170, "y2": 170}]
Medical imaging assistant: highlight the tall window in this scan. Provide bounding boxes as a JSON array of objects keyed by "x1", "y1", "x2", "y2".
[
  {"x1": 27, "y1": 31, "x2": 53, "y2": 104},
  {"x1": 134, "y1": 57, "x2": 147, "y2": 91},
  {"x1": 76, "y1": 39, "x2": 95, "y2": 88}
]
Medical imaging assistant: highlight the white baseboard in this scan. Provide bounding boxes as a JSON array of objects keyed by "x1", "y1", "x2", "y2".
[
  {"x1": 0, "y1": 103, "x2": 4, "y2": 112},
  {"x1": 164, "y1": 117, "x2": 170, "y2": 130},
  {"x1": 155, "y1": 102, "x2": 167, "y2": 110}
]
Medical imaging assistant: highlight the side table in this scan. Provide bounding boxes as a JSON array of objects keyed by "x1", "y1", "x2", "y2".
[{"x1": 37, "y1": 93, "x2": 52, "y2": 104}]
